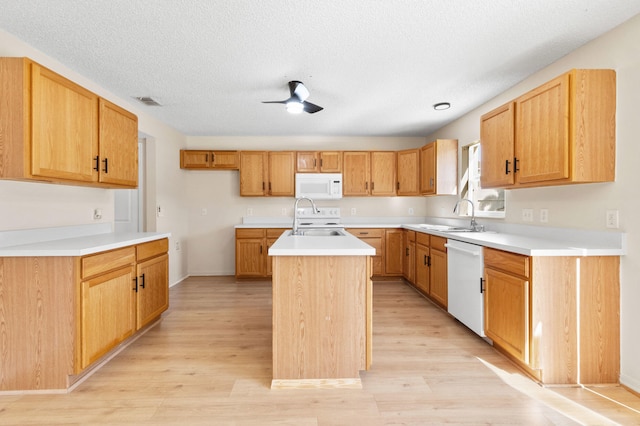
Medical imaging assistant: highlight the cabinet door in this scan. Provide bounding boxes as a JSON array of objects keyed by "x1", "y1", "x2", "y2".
[
  {"x1": 515, "y1": 74, "x2": 570, "y2": 184},
  {"x1": 31, "y1": 63, "x2": 99, "y2": 183},
  {"x1": 403, "y1": 234, "x2": 416, "y2": 284},
  {"x1": 181, "y1": 150, "x2": 211, "y2": 168},
  {"x1": 420, "y1": 143, "x2": 435, "y2": 195},
  {"x1": 136, "y1": 254, "x2": 169, "y2": 329},
  {"x1": 429, "y1": 249, "x2": 448, "y2": 308},
  {"x1": 397, "y1": 149, "x2": 420, "y2": 196},
  {"x1": 484, "y1": 267, "x2": 530, "y2": 363},
  {"x1": 211, "y1": 151, "x2": 239, "y2": 169},
  {"x1": 415, "y1": 244, "x2": 430, "y2": 294},
  {"x1": 81, "y1": 266, "x2": 136, "y2": 369},
  {"x1": 343, "y1": 152, "x2": 370, "y2": 196},
  {"x1": 236, "y1": 238, "x2": 266, "y2": 277},
  {"x1": 385, "y1": 229, "x2": 404, "y2": 275},
  {"x1": 98, "y1": 99, "x2": 138, "y2": 187},
  {"x1": 296, "y1": 152, "x2": 319, "y2": 172},
  {"x1": 268, "y1": 151, "x2": 295, "y2": 196},
  {"x1": 240, "y1": 151, "x2": 268, "y2": 196},
  {"x1": 319, "y1": 151, "x2": 342, "y2": 172},
  {"x1": 480, "y1": 102, "x2": 516, "y2": 188},
  {"x1": 370, "y1": 152, "x2": 397, "y2": 196}
]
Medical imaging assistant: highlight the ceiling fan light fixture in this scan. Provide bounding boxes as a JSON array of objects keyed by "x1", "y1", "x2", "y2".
[
  {"x1": 286, "y1": 101, "x2": 304, "y2": 114},
  {"x1": 433, "y1": 102, "x2": 451, "y2": 111}
]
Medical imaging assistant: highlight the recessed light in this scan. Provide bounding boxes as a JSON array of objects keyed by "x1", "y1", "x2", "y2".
[{"x1": 433, "y1": 102, "x2": 451, "y2": 110}]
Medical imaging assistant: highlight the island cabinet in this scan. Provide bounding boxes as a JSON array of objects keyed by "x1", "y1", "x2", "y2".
[
  {"x1": 483, "y1": 247, "x2": 620, "y2": 385},
  {"x1": 420, "y1": 139, "x2": 458, "y2": 196},
  {"x1": 396, "y1": 148, "x2": 420, "y2": 196},
  {"x1": 235, "y1": 228, "x2": 288, "y2": 278},
  {"x1": 402, "y1": 230, "x2": 416, "y2": 284},
  {"x1": 239, "y1": 151, "x2": 295, "y2": 196},
  {"x1": 480, "y1": 69, "x2": 616, "y2": 189},
  {"x1": 412, "y1": 233, "x2": 447, "y2": 309},
  {"x1": 295, "y1": 151, "x2": 342, "y2": 173},
  {"x1": 271, "y1": 254, "x2": 372, "y2": 389},
  {"x1": 0, "y1": 237, "x2": 169, "y2": 391},
  {"x1": 180, "y1": 150, "x2": 239, "y2": 170},
  {"x1": 0, "y1": 57, "x2": 138, "y2": 188},
  {"x1": 343, "y1": 151, "x2": 397, "y2": 196},
  {"x1": 384, "y1": 229, "x2": 404, "y2": 276}
]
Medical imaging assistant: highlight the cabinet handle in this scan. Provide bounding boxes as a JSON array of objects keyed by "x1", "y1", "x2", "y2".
[
  {"x1": 260, "y1": 245, "x2": 263, "y2": 254},
  {"x1": 93, "y1": 156, "x2": 100, "y2": 171},
  {"x1": 397, "y1": 182, "x2": 400, "y2": 190},
  {"x1": 320, "y1": 158, "x2": 323, "y2": 167},
  {"x1": 314, "y1": 159, "x2": 317, "y2": 167},
  {"x1": 140, "y1": 273, "x2": 145, "y2": 289},
  {"x1": 427, "y1": 256, "x2": 431, "y2": 267},
  {"x1": 365, "y1": 182, "x2": 368, "y2": 190},
  {"x1": 480, "y1": 277, "x2": 484, "y2": 293},
  {"x1": 359, "y1": 232, "x2": 369, "y2": 235},
  {"x1": 262, "y1": 182, "x2": 265, "y2": 190},
  {"x1": 205, "y1": 153, "x2": 208, "y2": 163},
  {"x1": 269, "y1": 182, "x2": 272, "y2": 191},
  {"x1": 514, "y1": 157, "x2": 519, "y2": 173},
  {"x1": 102, "y1": 158, "x2": 109, "y2": 173},
  {"x1": 505, "y1": 159, "x2": 511, "y2": 175},
  {"x1": 423, "y1": 255, "x2": 427, "y2": 265},
  {"x1": 132, "y1": 276, "x2": 138, "y2": 292},
  {"x1": 212, "y1": 152, "x2": 215, "y2": 163},
  {"x1": 406, "y1": 247, "x2": 409, "y2": 256},
  {"x1": 371, "y1": 182, "x2": 375, "y2": 190}
]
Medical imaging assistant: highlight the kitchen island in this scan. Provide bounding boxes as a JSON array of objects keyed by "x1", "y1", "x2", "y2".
[{"x1": 268, "y1": 229, "x2": 375, "y2": 389}]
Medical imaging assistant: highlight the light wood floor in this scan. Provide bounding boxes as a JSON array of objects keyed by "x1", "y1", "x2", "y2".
[{"x1": 1, "y1": 276, "x2": 639, "y2": 425}]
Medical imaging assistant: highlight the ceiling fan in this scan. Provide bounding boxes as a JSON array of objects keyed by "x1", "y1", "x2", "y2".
[{"x1": 262, "y1": 80, "x2": 323, "y2": 114}]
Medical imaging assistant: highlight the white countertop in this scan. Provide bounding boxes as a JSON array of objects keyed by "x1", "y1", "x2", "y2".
[
  {"x1": 268, "y1": 230, "x2": 376, "y2": 256},
  {"x1": 0, "y1": 224, "x2": 171, "y2": 257},
  {"x1": 239, "y1": 217, "x2": 625, "y2": 257}
]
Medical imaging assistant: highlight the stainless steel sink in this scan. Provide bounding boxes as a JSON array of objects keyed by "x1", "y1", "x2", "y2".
[
  {"x1": 289, "y1": 229, "x2": 346, "y2": 237},
  {"x1": 418, "y1": 224, "x2": 482, "y2": 233}
]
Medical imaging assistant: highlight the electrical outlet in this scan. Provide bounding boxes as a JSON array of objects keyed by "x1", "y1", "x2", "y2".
[
  {"x1": 175, "y1": 241, "x2": 181, "y2": 251},
  {"x1": 156, "y1": 205, "x2": 164, "y2": 217},
  {"x1": 522, "y1": 208, "x2": 533, "y2": 222},
  {"x1": 246, "y1": 208, "x2": 253, "y2": 216},
  {"x1": 540, "y1": 209, "x2": 549, "y2": 223},
  {"x1": 606, "y1": 210, "x2": 619, "y2": 228},
  {"x1": 408, "y1": 207, "x2": 414, "y2": 215},
  {"x1": 350, "y1": 208, "x2": 357, "y2": 216},
  {"x1": 93, "y1": 208, "x2": 102, "y2": 220}
]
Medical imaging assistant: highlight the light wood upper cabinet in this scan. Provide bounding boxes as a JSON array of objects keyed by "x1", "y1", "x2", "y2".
[
  {"x1": 420, "y1": 139, "x2": 458, "y2": 196},
  {"x1": 295, "y1": 151, "x2": 342, "y2": 173},
  {"x1": 480, "y1": 102, "x2": 516, "y2": 188},
  {"x1": 180, "y1": 150, "x2": 239, "y2": 169},
  {"x1": 0, "y1": 57, "x2": 138, "y2": 188},
  {"x1": 239, "y1": 151, "x2": 294, "y2": 196},
  {"x1": 268, "y1": 151, "x2": 295, "y2": 196},
  {"x1": 99, "y1": 99, "x2": 138, "y2": 187},
  {"x1": 240, "y1": 151, "x2": 268, "y2": 196},
  {"x1": 396, "y1": 148, "x2": 420, "y2": 196},
  {"x1": 343, "y1": 151, "x2": 396, "y2": 196},
  {"x1": 481, "y1": 69, "x2": 616, "y2": 189}
]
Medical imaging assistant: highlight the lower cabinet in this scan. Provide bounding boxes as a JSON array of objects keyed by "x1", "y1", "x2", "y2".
[
  {"x1": 347, "y1": 228, "x2": 384, "y2": 276},
  {"x1": 384, "y1": 229, "x2": 404, "y2": 276},
  {"x1": 235, "y1": 228, "x2": 288, "y2": 278},
  {"x1": 483, "y1": 247, "x2": 620, "y2": 385},
  {"x1": 411, "y1": 232, "x2": 448, "y2": 309},
  {"x1": 0, "y1": 237, "x2": 169, "y2": 391},
  {"x1": 402, "y1": 230, "x2": 416, "y2": 284}
]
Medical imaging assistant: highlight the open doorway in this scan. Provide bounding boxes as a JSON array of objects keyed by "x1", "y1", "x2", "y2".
[{"x1": 115, "y1": 138, "x2": 146, "y2": 232}]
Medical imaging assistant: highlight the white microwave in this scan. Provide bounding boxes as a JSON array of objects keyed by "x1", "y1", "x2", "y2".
[{"x1": 295, "y1": 173, "x2": 342, "y2": 199}]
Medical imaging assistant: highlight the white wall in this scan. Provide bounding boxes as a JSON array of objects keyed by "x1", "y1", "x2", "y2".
[
  {"x1": 184, "y1": 136, "x2": 426, "y2": 274},
  {"x1": 425, "y1": 14, "x2": 640, "y2": 392},
  {"x1": 0, "y1": 29, "x2": 189, "y2": 286}
]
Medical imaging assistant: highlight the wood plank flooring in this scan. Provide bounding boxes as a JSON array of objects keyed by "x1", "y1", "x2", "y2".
[{"x1": 1, "y1": 276, "x2": 639, "y2": 425}]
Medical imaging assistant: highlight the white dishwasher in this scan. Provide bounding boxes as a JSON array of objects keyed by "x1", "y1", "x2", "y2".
[{"x1": 445, "y1": 239, "x2": 485, "y2": 337}]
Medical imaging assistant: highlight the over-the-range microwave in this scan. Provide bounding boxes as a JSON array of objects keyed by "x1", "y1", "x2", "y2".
[{"x1": 295, "y1": 173, "x2": 342, "y2": 199}]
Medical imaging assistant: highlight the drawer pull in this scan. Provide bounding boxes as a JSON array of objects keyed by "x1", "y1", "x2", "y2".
[{"x1": 140, "y1": 273, "x2": 146, "y2": 289}]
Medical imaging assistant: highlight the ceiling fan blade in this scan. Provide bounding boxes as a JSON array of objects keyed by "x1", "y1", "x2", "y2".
[
  {"x1": 289, "y1": 81, "x2": 310, "y2": 102},
  {"x1": 302, "y1": 101, "x2": 323, "y2": 113}
]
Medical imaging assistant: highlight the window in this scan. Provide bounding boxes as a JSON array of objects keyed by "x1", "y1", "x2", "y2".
[{"x1": 460, "y1": 141, "x2": 505, "y2": 218}]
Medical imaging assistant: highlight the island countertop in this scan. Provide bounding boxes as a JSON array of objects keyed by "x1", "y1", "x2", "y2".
[{"x1": 268, "y1": 230, "x2": 375, "y2": 256}]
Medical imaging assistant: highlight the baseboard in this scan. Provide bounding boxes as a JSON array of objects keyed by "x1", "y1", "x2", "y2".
[{"x1": 620, "y1": 374, "x2": 640, "y2": 395}]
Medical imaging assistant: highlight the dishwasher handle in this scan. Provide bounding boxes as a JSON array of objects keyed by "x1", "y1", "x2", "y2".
[{"x1": 444, "y1": 243, "x2": 482, "y2": 256}]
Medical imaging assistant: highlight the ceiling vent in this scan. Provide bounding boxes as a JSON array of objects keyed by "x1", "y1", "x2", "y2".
[{"x1": 134, "y1": 96, "x2": 162, "y2": 106}]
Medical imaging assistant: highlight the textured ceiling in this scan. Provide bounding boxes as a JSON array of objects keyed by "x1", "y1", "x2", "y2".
[{"x1": 1, "y1": 1, "x2": 639, "y2": 137}]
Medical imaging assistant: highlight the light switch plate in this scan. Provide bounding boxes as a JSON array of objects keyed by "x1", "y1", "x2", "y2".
[{"x1": 522, "y1": 208, "x2": 533, "y2": 222}]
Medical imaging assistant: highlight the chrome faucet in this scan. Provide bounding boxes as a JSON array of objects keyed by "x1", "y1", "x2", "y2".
[
  {"x1": 453, "y1": 198, "x2": 483, "y2": 232},
  {"x1": 292, "y1": 197, "x2": 319, "y2": 235}
]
